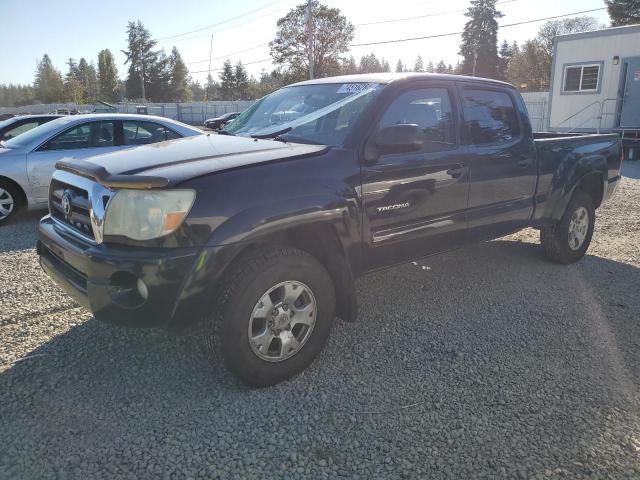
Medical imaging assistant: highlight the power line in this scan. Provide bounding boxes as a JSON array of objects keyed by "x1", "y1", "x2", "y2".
[
  {"x1": 189, "y1": 58, "x2": 273, "y2": 75},
  {"x1": 185, "y1": 42, "x2": 270, "y2": 65},
  {"x1": 350, "y1": 7, "x2": 607, "y2": 47},
  {"x1": 156, "y1": 0, "x2": 288, "y2": 41},
  {"x1": 356, "y1": 0, "x2": 518, "y2": 26}
]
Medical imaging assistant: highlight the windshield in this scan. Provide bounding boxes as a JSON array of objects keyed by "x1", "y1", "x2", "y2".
[
  {"x1": 3, "y1": 116, "x2": 73, "y2": 149},
  {"x1": 224, "y1": 82, "x2": 382, "y2": 146}
]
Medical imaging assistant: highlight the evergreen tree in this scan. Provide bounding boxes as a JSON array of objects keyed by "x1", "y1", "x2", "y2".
[
  {"x1": 168, "y1": 47, "x2": 191, "y2": 102},
  {"x1": 146, "y1": 49, "x2": 171, "y2": 102},
  {"x1": 77, "y1": 59, "x2": 98, "y2": 103},
  {"x1": 497, "y1": 39, "x2": 513, "y2": 81},
  {"x1": 122, "y1": 20, "x2": 158, "y2": 101},
  {"x1": 204, "y1": 74, "x2": 218, "y2": 101},
  {"x1": 359, "y1": 53, "x2": 385, "y2": 73},
  {"x1": 97, "y1": 49, "x2": 120, "y2": 102},
  {"x1": 381, "y1": 59, "x2": 391, "y2": 72},
  {"x1": 436, "y1": 60, "x2": 448, "y2": 73},
  {"x1": 414, "y1": 55, "x2": 424, "y2": 72},
  {"x1": 459, "y1": 0, "x2": 503, "y2": 78},
  {"x1": 234, "y1": 61, "x2": 249, "y2": 100},
  {"x1": 343, "y1": 56, "x2": 358, "y2": 75},
  {"x1": 34, "y1": 54, "x2": 64, "y2": 103},
  {"x1": 426, "y1": 61, "x2": 435, "y2": 73},
  {"x1": 606, "y1": 0, "x2": 640, "y2": 26},
  {"x1": 395, "y1": 60, "x2": 404, "y2": 73},
  {"x1": 189, "y1": 80, "x2": 204, "y2": 101},
  {"x1": 219, "y1": 59, "x2": 235, "y2": 100}
]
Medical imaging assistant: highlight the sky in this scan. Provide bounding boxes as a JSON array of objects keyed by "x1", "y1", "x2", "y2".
[{"x1": 0, "y1": 0, "x2": 611, "y2": 87}]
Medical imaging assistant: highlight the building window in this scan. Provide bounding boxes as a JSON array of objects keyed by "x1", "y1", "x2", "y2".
[{"x1": 563, "y1": 64, "x2": 601, "y2": 92}]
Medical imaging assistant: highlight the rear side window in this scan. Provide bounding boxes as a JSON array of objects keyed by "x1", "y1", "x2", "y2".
[
  {"x1": 462, "y1": 89, "x2": 520, "y2": 145},
  {"x1": 1, "y1": 121, "x2": 39, "y2": 140},
  {"x1": 123, "y1": 121, "x2": 180, "y2": 145}
]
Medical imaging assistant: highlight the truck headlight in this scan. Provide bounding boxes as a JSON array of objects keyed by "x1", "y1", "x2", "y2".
[{"x1": 103, "y1": 189, "x2": 196, "y2": 241}]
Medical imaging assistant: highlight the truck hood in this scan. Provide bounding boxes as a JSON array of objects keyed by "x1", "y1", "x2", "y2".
[{"x1": 82, "y1": 134, "x2": 328, "y2": 185}]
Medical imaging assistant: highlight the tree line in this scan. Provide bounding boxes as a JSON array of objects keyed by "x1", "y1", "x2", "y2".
[{"x1": 0, "y1": 0, "x2": 638, "y2": 107}]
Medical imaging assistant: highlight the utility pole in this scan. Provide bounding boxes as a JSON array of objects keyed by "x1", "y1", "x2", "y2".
[
  {"x1": 206, "y1": 34, "x2": 213, "y2": 101},
  {"x1": 307, "y1": 0, "x2": 314, "y2": 79},
  {"x1": 140, "y1": 47, "x2": 146, "y2": 102}
]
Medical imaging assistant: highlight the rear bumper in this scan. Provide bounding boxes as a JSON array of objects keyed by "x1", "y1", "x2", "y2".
[{"x1": 37, "y1": 215, "x2": 200, "y2": 328}]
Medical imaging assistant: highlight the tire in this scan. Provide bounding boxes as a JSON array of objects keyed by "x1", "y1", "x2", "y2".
[
  {"x1": 540, "y1": 190, "x2": 595, "y2": 264},
  {"x1": 0, "y1": 179, "x2": 21, "y2": 225},
  {"x1": 203, "y1": 247, "x2": 336, "y2": 387}
]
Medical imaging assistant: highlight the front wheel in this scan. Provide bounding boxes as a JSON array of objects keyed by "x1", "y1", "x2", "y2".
[
  {"x1": 0, "y1": 180, "x2": 20, "y2": 224},
  {"x1": 540, "y1": 190, "x2": 595, "y2": 264},
  {"x1": 203, "y1": 247, "x2": 336, "y2": 387}
]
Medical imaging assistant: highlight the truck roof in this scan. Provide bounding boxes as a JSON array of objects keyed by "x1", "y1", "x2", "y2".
[{"x1": 288, "y1": 72, "x2": 515, "y2": 89}]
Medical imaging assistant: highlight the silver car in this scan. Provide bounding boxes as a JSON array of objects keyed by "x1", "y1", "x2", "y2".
[{"x1": 0, "y1": 114, "x2": 203, "y2": 223}]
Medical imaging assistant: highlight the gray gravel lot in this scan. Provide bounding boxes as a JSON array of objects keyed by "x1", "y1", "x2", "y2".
[{"x1": 1, "y1": 163, "x2": 640, "y2": 479}]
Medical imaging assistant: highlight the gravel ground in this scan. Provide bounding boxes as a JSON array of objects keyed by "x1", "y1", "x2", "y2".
[{"x1": 1, "y1": 163, "x2": 639, "y2": 480}]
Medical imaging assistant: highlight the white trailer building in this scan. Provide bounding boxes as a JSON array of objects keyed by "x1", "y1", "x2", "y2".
[{"x1": 547, "y1": 24, "x2": 640, "y2": 159}]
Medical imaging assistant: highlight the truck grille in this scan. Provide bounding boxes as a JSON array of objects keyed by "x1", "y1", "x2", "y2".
[{"x1": 49, "y1": 179, "x2": 95, "y2": 239}]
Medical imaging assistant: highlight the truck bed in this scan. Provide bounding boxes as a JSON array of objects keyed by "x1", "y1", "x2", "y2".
[{"x1": 531, "y1": 133, "x2": 622, "y2": 225}]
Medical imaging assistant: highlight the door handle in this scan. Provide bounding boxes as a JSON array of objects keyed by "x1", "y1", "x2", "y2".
[{"x1": 517, "y1": 157, "x2": 530, "y2": 168}]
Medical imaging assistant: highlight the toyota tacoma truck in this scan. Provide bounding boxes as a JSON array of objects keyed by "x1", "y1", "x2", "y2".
[{"x1": 37, "y1": 73, "x2": 622, "y2": 386}]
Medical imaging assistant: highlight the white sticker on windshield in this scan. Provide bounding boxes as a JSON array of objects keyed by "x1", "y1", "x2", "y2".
[{"x1": 336, "y1": 83, "x2": 378, "y2": 94}]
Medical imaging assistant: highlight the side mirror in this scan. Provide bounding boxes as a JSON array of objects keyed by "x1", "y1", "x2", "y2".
[{"x1": 375, "y1": 124, "x2": 424, "y2": 155}]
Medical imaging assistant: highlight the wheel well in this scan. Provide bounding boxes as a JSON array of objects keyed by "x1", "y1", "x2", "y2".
[
  {"x1": 233, "y1": 224, "x2": 358, "y2": 322},
  {"x1": 0, "y1": 176, "x2": 27, "y2": 206},
  {"x1": 576, "y1": 173, "x2": 604, "y2": 209}
]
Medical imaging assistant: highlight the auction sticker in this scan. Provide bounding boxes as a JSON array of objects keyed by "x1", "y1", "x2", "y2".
[
  {"x1": 634, "y1": 70, "x2": 640, "y2": 81},
  {"x1": 337, "y1": 83, "x2": 378, "y2": 93}
]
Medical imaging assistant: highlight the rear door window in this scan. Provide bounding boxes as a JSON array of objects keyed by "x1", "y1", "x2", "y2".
[
  {"x1": 1, "y1": 121, "x2": 40, "y2": 141},
  {"x1": 123, "y1": 121, "x2": 180, "y2": 145},
  {"x1": 461, "y1": 89, "x2": 520, "y2": 145}
]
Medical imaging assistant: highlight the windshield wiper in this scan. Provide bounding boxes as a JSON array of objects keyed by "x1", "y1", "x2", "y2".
[
  {"x1": 251, "y1": 127, "x2": 292, "y2": 140},
  {"x1": 217, "y1": 129, "x2": 236, "y2": 136}
]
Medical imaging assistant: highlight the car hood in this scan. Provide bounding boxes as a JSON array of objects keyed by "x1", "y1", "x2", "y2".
[{"x1": 82, "y1": 134, "x2": 328, "y2": 185}]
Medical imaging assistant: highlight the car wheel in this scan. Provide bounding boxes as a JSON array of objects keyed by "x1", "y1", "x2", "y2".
[
  {"x1": 203, "y1": 247, "x2": 336, "y2": 387},
  {"x1": 0, "y1": 180, "x2": 20, "y2": 224},
  {"x1": 540, "y1": 190, "x2": 595, "y2": 264}
]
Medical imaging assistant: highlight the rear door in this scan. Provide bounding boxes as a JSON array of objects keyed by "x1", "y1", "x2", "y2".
[
  {"x1": 26, "y1": 120, "x2": 120, "y2": 202},
  {"x1": 459, "y1": 84, "x2": 537, "y2": 240},
  {"x1": 361, "y1": 82, "x2": 470, "y2": 270},
  {"x1": 619, "y1": 57, "x2": 640, "y2": 128}
]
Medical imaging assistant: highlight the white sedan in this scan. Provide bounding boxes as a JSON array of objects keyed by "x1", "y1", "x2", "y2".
[{"x1": 0, "y1": 114, "x2": 203, "y2": 223}]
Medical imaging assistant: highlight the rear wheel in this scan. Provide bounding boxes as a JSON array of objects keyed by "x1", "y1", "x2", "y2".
[
  {"x1": 203, "y1": 247, "x2": 336, "y2": 387},
  {"x1": 0, "y1": 180, "x2": 20, "y2": 224},
  {"x1": 540, "y1": 190, "x2": 595, "y2": 264}
]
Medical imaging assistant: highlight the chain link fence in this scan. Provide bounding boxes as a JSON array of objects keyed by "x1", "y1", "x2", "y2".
[{"x1": 0, "y1": 101, "x2": 255, "y2": 126}]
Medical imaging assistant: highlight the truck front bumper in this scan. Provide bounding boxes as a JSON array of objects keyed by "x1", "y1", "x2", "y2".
[{"x1": 37, "y1": 215, "x2": 200, "y2": 328}]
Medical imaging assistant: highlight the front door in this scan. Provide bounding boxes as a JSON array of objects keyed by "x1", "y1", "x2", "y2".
[
  {"x1": 361, "y1": 84, "x2": 470, "y2": 270},
  {"x1": 619, "y1": 57, "x2": 640, "y2": 128},
  {"x1": 26, "y1": 120, "x2": 119, "y2": 202}
]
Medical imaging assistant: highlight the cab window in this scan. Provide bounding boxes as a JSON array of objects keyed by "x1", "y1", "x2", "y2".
[
  {"x1": 462, "y1": 89, "x2": 520, "y2": 145},
  {"x1": 378, "y1": 87, "x2": 456, "y2": 152},
  {"x1": 44, "y1": 122, "x2": 115, "y2": 150}
]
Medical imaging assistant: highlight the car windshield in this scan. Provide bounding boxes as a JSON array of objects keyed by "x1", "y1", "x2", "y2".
[
  {"x1": 0, "y1": 117, "x2": 18, "y2": 130},
  {"x1": 3, "y1": 117, "x2": 73, "y2": 149},
  {"x1": 224, "y1": 82, "x2": 383, "y2": 145}
]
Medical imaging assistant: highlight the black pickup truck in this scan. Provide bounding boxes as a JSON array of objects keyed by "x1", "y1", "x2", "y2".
[{"x1": 37, "y1": 73, "x2": 622, "y2": 386}]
